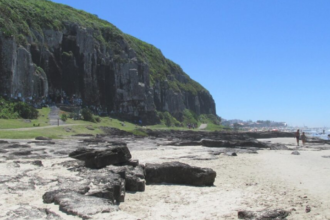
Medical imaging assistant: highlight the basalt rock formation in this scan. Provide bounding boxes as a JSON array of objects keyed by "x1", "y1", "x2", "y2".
[{"x1": 0, "y1": 0, "x2": 216, "y2": 124}]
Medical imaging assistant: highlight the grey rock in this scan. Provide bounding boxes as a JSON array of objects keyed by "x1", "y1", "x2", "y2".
[
  {"x1": 145, "y1": 161, "x2": 216, "y2": 186},
  {"x1": 238, "y1": 209, "x2": 290, "y2": 219},
  {"x1": 291, "y1": 151, "x2": 300, "y2": 155},
  {"x1": 125, "y1": 165, "x2": 145, "y2": 192},
  {"x1": 69, "y1": 146, "x2": 132, "y2": 169}
]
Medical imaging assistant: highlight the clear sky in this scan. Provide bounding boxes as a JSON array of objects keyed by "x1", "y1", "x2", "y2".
[{"x1": 51, "y1": 0, "x2": 330, "y2": 127}]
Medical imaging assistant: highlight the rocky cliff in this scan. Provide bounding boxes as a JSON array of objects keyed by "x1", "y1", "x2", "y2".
[{"x1": 0, "y1": 0, "x2": 216, "y2": 124}]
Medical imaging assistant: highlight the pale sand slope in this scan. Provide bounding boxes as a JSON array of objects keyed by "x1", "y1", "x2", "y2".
[
  {"x1": 109, "y1": 138, "x2": 330, "y2": 220},
  {"x1": 1, "y1": 138, "x2": 330, "y2": 220}
]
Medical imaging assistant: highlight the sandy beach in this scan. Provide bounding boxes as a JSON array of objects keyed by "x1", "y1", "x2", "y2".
[{"x1": 1, "y1": 137, "x2": 330, "y2": 219}]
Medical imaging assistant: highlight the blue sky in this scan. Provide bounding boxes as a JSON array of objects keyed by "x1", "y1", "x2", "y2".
[{"x1": 51, "y1": 0, "x2": 330, "y2": 127}]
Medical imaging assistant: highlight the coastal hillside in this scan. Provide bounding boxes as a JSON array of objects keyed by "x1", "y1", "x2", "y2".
[{"x1": 0, "y1": 0, "x2": 216, "y2": 124}]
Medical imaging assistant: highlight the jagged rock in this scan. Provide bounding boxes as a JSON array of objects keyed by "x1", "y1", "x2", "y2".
[
  {"x1": 125, "y1": 165, "x2": 145, "y2": 191},
  {"x1": 32, "y1": 160, "x2": 43, "y2": 166},
  {"x1": 291, "y1": 151, "x2": 300, "y2": 155},
  {"x1": 145, "y1": 161, "x2": 216, "y2": 186},
  {"x1": 117, "y1": 159, "x2": 139, "y2": 167},
  {"x1": 79, "y1": 169, "x2": 125, "y2": 203},
  {"x1": 69, "y1": 146, "x2": 132, "y2": 169},
  {"x1": 35, "y1": 136, "x2": 52, "y2": 141},
  {"x1": 238, "y1": 209, "x2": 290, "y2": 219},
  {"x1": 43, "y1": 191, "x2": 118, "y2": 219}
]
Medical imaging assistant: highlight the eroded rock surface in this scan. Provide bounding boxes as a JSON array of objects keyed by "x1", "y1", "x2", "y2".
[
  {"x1": 145, "y1": 161, "x2": 216, "y2": 186},
  {"x1": 69, "y1": 145, "x2": 132, "y2": 169}
]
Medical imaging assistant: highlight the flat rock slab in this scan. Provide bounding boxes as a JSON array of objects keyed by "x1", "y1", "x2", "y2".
[
  {"x1": 5, "y1": 205, "x2": 62, "y2": 220},
  {"x1": 69, "y1": 146, "x2": 131, "y2": 169},
  {"x1": 44, "y1": 191, "x2": 118, "y2": 219},
  {"x1": 145, "y1": 161, "x2": 216, "y2": 186}
]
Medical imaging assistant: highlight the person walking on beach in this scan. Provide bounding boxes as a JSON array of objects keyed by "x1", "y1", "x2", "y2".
[
  {"x1": 301, "y1": 132, "x2": 306, "y2": 145},
  {"x1": 295, "y1": 129, "x2": 300, "y2": 146}
]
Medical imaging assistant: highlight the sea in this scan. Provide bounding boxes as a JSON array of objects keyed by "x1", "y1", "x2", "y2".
[{"x1": 302, "y1": 129, "x2": 330, "y2": 140}]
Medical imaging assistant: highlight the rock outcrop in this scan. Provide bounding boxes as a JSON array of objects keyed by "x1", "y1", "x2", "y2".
[
  {"x1": 69, "y1": 146, "x2": 132, "y2": 169},
  {"x1": 145, "y1": 161, "x2": 216, "y2": 186},
  {"x1": 0, "y1": 0, "x2": 216, "y2": 124}
]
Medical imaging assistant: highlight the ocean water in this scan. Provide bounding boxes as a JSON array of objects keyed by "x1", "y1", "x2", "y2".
[{"x1": 302, "y1": 129, "x2": 330, "y2": 140}]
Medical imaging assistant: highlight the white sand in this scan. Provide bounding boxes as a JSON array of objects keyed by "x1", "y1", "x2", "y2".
[{"x1": 1, "y1": 138, "x2": 330, "y2": 219}]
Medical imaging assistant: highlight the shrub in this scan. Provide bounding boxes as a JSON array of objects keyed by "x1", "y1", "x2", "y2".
[
  {"x1": 61, "y1": 113, "x2": 68, "y2": 122},
  {"x1": 81, "y1": 108, "x2": 95, "y2": 122},
  {"x1": 95, "y1": 117, "x2": 101, "y2": 123},
  {"x1": 13, "y1": 102, "x2": 38, "y2": 119}
]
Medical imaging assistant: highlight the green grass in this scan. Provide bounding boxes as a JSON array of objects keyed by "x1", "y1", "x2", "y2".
[
  {"x1": 0, "y1": 113, "x2": 223, "y2": 139},
  {"x1": 0, "y1": 107, "x2": 50, "y2": 129}
]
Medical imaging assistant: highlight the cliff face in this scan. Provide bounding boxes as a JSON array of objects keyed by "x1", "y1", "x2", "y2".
[{"x1": 0, "y1": 0, "x2": 216, "y2": 124}]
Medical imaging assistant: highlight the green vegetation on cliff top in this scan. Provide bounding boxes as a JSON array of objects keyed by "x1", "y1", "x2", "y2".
[{"x1": 0, "y1": 0, "x2": 207, "y2": 95}]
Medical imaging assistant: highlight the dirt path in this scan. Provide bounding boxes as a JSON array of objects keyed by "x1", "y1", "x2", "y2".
[
  {"x1": 48, "y1": 105, "x2": 65, "y2": 126},
  {"x1": 198, "y1": 123, "x2": 207, "y2": 129}
]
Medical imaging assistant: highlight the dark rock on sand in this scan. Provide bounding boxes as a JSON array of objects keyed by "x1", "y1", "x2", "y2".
[
  {"x1": 69, "y1": 146, "x2": 132, "y2": 169},
  {"x1": 35, "y1": 136, "x2": 52, "y2": 141},
  {"x1": 79, "y1": 168, "x2": 125, "y2": 203},
  {"x1": 0, "y1": 140, "x2": 9, "y2": 144},
  {"x1": 145, "y1": 161, "x2": 216, "y2": 186},
  {"x1": 238, "y1": 209, "x2": 290, "y2": 219},
  {"x1": 125, "y1": 165, "x2": 145, "y2": 192},
  {"x1": 32, "y1": 160, "x2": 43, "y2": 166},
  {"x1": 291, "y1": 151, "x2": 300, "y2": 155},
  {"x1": 200, "y1": 139, "x2": 268, "y2": 148}
]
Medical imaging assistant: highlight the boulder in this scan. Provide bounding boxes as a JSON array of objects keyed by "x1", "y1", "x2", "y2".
[
  {"x1": 145, "y1": 162, "x2": 216, "y2": 186},
  {"x1": 69, "y1": 146, "x2": 132, "y2": 169},
  {"x1": 125, "y1": 165, "x2": 145, "y2": 191}
]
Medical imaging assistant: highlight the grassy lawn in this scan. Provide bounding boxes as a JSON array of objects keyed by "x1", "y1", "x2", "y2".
[
  {"x1": 0, "y1": 107, "x2": 50, "y2": 129},
  {"x1": 0, "y1": 106, "x2": 225, "y2": 139}
]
